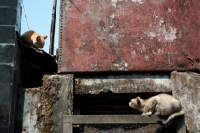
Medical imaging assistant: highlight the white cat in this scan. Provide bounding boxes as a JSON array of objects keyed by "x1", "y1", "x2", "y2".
[{"x1": 129, "y1": 94, "x2": 184, "y2": 126}]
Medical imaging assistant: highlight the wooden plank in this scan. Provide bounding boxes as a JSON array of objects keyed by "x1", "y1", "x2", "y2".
[{"x1": 63, "y1": 115, "x2": 165, "y2": 124}]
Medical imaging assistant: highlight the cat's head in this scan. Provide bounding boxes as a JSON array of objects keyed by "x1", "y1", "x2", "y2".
[
  {"x1": 129, "y1": 96, "x2": 143, "y2": 110},
  {"x1": 35, "y1": 35, "x2": 48, "y2": 48}
]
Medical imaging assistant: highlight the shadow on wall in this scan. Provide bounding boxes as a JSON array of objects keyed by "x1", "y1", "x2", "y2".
[{"x1": 20, "y1": 43, "x2": 57, "y2": 87}]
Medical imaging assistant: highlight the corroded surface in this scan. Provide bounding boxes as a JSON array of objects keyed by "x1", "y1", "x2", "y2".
[
  {"x1": 59, "y1": 0, "x2": 200, "y2": 73},
  {"x1": 171, "y1": 71, "x2": 200, "y2": 133},
  {"x1": 75, "y1": 74, "x2": 171, "y2": 94}
]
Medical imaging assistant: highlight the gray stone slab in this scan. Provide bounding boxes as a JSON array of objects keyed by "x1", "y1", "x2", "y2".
[
  {"x1": 0, "y1": 44, "x2": 14, "y2": 63},
  {"x1": 18, "y1": 75, "x2": 74, "y2": 133},
  {"x1": 63, "y1": 115, "x2": 165, "y2": 124},
  {"x1": 0, "y1": 64, "x2": 13, "y2": 83},
  {"x1": 0, "y1": 105, "x2": 10, "y2": 126},
  {"x1": 0, "y1": 83, "x2": 11, "y2": 105},
  {"x1": 49, "y1": 74, "x2": 74, "y2": 133},
  {"x1": 171, "y1": 71, "x2": 200, "y2": 133},
  {"x1": 23, "y1": 92, "x2": 41, "y2": 133},
  {"x1": 0, "y1": 7, "x2": 17, "y2": 25},
  {"x1": 75, "y1": 74, "x2": 171, "y2": 95},
  {"x1": 0, "y1": 26, "x2": 15, "y2": 43}
]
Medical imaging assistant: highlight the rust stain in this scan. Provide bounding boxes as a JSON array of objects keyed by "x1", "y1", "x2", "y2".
[
  {"x1": 59, "y1": 0, "x2": 200, "y2": 73},
  {"x1": 187, "y1": 118, "x2": 193, "y2": 133}
]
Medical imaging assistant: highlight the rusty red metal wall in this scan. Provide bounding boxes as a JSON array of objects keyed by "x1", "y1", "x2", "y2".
[{"x1": 58, "y1": 0, "x2": 200, "y2": 73}]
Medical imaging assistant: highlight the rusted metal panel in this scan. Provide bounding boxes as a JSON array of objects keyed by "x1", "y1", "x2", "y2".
[{"x1": 58, "y1": 0, "x2": 200, "y2": 73}]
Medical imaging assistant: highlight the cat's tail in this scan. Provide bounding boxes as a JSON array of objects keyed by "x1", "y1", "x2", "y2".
[{"x1": 163, "y1": 109, "x2": 185, "y2": 126}]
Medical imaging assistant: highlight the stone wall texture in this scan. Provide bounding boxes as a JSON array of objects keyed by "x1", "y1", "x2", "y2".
[
  {"x1": 0, "y1": 0, "x2": 21, "y2": 132},
  {"x1": 172, "y1": 71, "x2": 200, "y2": 133}
]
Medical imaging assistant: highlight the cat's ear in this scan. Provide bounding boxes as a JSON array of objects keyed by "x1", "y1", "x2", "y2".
[
  {"x1": 36, "y1": 36, "x2": 40, "y2": 41},
  {"x1": 44, "y1": 36, "x2": 47, "y2": 39},
  {"x1": 137, "y1": 97, "x2": 141, "y2": 104}
]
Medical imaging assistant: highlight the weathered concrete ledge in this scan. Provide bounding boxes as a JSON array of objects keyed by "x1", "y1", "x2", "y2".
[
  {"x1": 18, "y1": 72, "x2": 200, "y2": 133},
  {"x1": 172, "y1": 71, "x2": 200, "y2": 133},
  {"x1": 75, "y1": 74, "x2": 171, "y2": 95},
  {"x1": 17, "y1": 74, "x2": 74, "y2": 133}
]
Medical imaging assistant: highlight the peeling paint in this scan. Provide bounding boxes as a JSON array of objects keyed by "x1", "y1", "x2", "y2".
[
  {"x1": 110, "y1": 13, "x2": 115, "y2": 20},
  {"x1": 147, "y1": 32, "x2": 156, "y2": 38},
  {"x1": 168, "y1": 8, "x2": 172, "y2": 12},
  {"x1": 132, "y1": 0, "x2": 144, "y2": 5},
  {"x1": 111, "y1": 0, "x2": 118, "y2": 7},
  {"x1": 152, "y1": 49, "x2": 164, "y2": 55},
  {"x1": 112, "y1": 0, "x2": 144, "y2": 7},
  {"x1": 159, "y1": 18, "x2": 164, "y2": 26},
  {"x1": 131, "y1": 50, "x2": 137, "y2": 56},
  {"x1": 164, "y1": 27, "x2": 177, "y2": 42},
  {"x1": 144, "y1": 55, "x2": 150, "y2": 61},
  {"x1": 110, "y1": 33, "x2": 119, "y2": 44},
  {"x1": 140, "y1": 44, "x2": 146, "y2": 54},
  {"x1": 147, "y1": 24, "x2": 177, "y2": 42},
  {"x1": 113, "y1": 60, "x2": 128, "y2": 71}
]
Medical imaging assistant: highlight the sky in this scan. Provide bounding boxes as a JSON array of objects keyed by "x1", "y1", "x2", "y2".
[{"x1": 21, "y1": 0, "x2": 60, "y2": 54}]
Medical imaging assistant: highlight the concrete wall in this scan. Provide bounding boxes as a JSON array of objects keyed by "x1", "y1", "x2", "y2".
[
  {"x1": 0, "y1": 0, "x2": 21, "y2": 132},
  {"x1": 17, "y1": 75, "x2": 74, "y2": 133},
  {"x1": 19, "y1": 72, "x2": 200, "y2": 133},
  {"x1": 172, "y1": 71, "x2": 200, "y2": 133}
]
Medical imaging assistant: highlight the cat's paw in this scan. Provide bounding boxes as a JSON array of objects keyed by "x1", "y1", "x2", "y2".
[
  {"x1": 146, "y1": 111, "x2": 152, "y2": 115},
  {"x1": 142, "y1": 113, "x2": 146, "y2": 115},
  {"x1": 142, "y1": 111, "x2": 152, "y2": 116}
]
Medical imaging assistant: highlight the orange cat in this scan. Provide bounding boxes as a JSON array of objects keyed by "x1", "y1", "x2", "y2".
[{"x1": 21, "y1": 30, "x2": 47, "y2": 48}]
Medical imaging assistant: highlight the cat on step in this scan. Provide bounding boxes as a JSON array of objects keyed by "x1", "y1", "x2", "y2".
[
  {"x1": 21, "y1": 30, "x2": 47, "y2": 49},
  {"x1": 129, "y1": 94, "x2": 184, "y2": 126}
]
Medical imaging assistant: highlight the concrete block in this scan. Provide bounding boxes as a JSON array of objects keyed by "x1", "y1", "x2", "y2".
[
  {"x1": 17, "y1": 75, "x2": 74, "y2": 133},
  {"x1": 0, "y1": 44, "x2": 14, "y2": 63},
  {"x1": 0, "y1": 7, "x2": 17, "y2": 25},
  {"x1": 0, "y1": 64, "x2": 13, "y2": 83},
  {"x1": 0, "y1": 84, "x2": 11, "y2": 105},
  {"x1": 0, "y1": 26, "x2": 15, "y2": 43},
  {"x1": 23, "y1": 92, "x2": 41, "y2": 133},
  {"x1": 171, "y1": 71, "x2": 200, "y2": 133},
  {"x1": 41, "y1": 75, "x2": 73, "y2": 133},
  {"x1": 45, "y1": 74, "x2": 74, "y2": 133},
  {"x1": 75, "y1": 74, "x2": 171, "y2": 95}
]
